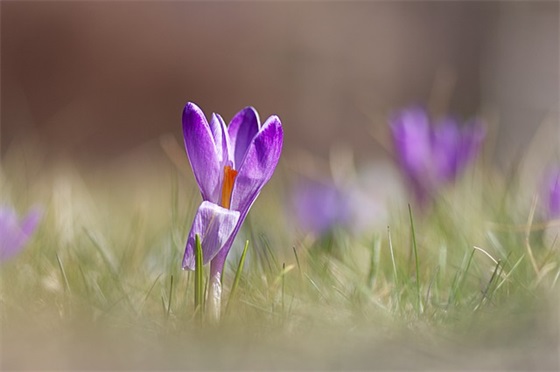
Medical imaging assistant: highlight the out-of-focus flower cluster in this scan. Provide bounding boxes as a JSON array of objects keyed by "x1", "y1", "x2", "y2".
[
  {"x1": 390, "y1": 106, "x2": 485, "y2": 206},
  {"x1": 289, "y1": 161, "x2": 403, "y2": 239},
  {"x1": 291, "y1": 178, "x2": 352, "y2": 236},
  {"x1": 288, "y1": 105, "x2": 485, "y2": 238}
]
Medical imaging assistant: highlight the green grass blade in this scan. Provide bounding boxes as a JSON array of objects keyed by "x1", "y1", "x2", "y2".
[
  {"x1": 475, "y1": 259, "x2": 502, "y2": 311},
  {"x1": 161, "y1": 296, "x2": 167, "y2": 316},
  {"x1": 367, "y1": 237, "x2": 381, "y2": 288},
  {"x1": 450, "y1": 247, "x2": 476, "y2": 305},
  {"x1": 167, "y1": 274, "x2": 174, "y2": 319},
  {"x1": 261, "y1": 234, "x2": 280, "y2": 273},
  {"x1": 225, "y1": 240, "x2": 249, "y2": 315},
  {"x1": 84, "y1": 227, "x2": 138, "y2": 314},
  {"x1": 293, "y1": 246, "x2": 302, "y2": 277},
  {"x1": 495, "y1": 254, "x2": 524, "y2": 292},
  {"x1": 281, "y1": 262, "x2": 286, "y2": 319},
  {"x1": 139, "y1": 273, "x2": 162, "y2": 314},
  {"x1": 77, "y1": 263, "x2": 92, "y2": 304},
  {"x1": 84, "y1": 228, "x2": 118, "y2": 276},
  {"x1": 408, "y1": 204, "x2": 422, "y2": 315},
  {"x1": 388, "y1": 226, "x2": 398, "y2": 285},
  {"x1": 194, "y1": 234, "x2": 204, "y2": 319},
  {"x1": 55, "y1": 252, "x2": 71, "y2": 294}
]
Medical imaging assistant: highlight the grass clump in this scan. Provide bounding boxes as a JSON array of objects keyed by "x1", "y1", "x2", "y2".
[{"x1": 0, "y1": 148, "x2": 558, "y2": 370}]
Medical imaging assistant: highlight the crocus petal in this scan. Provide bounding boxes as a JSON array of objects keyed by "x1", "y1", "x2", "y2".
[
  {"x1": 0, "y1": 206, "x2": 42, "y2": 261},
  {"x1": 228, "y1": 107, "x2": 260, "y2": 168},
  {"x1": 230, "y1": 115, "x2": 283, "y2": 215},
  {"x1": 0, "y1": 208, "x2": 21, "y2": 260},
  {"x1": 550, "y1": 177, "x2": 560, "y2": 218},
  {"x1": 209, "y1": 113, "x2": 234, "y2": 168},
  {"x1": 182, "y1": 201, "x2": 240, "y2": 270},
  {"x1": 182, "y1": 102, "x2": 221, "y2": 202},
  {"x1": 210, "y1": 116, "x2": 283, "y2": 265},
  {"x1": 544, "y1": 169, "x2": 560, "y2": 219},
  {"x1": 209, "y1": 113, "x2": 224, "y2": 161},
  {"x1": 390, "y1": 107, "x2": 431, "y2": 178},
  {"x1": 390, "y1": 106, "x2": 485, "y2": 207},
  {"x1": 432, "y1": 118, "x2": 462, "y2": 182}
]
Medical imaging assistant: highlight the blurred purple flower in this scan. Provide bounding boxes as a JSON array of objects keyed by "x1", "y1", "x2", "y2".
[
  {"x1": 181, "y1": 102, "x2": 283, "y2": 282},
  {"x1": 0, "y1": 206, "x2": 42, "y2": 261},
  {"x1": 292, "y1": 179, "x2": 351, "y2": 236},
  {"x1": 543, "y1": 168, "x2": 560, "y2": 219},
  {"x1": 390, "y1": 106, "x2": 485, "y2": 205}
]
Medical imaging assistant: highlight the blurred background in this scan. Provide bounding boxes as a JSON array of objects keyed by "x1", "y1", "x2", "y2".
[{"x1": 1, "y1": 1, "x2": 558, "y2": 168}]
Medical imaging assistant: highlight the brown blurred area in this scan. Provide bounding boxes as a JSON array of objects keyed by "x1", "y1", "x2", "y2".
[{"x1": 1, "y1": 1, "x2": 558, "y2": 166}]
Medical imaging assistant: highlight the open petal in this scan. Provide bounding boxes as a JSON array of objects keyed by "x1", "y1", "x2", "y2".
[
  {"x1": 182, "y1": 102, "x2": 221, "y2": 202},
  {"x1": 182, "y1": 201, "x2": 240, "y2": 270},
  {"x1": 228, "y1": 107, "x2": 260, "y2": 168},
  {"x1": 230, "y1": 115, "x2": 283, "y2": 216}
]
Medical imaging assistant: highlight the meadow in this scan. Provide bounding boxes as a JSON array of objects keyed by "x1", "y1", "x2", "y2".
[{"x1": 1, "y1": 122, "x2": 558, "y2": 370}]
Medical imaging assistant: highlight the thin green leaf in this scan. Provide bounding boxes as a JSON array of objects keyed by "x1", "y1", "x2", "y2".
[
  {"x1": 408, "y1": 204, "x2": 422, "y2": 315},
  {"x1": 56, "y1": 252, "x2": 71, "y2": 294},
  {"x1": 194, "y1": 233, "x2": 204, "y2": 319},
  {"x1": 225, "y1": 240, "x2": 250, "y2": 315}
]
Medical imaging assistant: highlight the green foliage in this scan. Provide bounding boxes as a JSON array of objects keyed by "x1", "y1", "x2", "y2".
[
  {"x1": 194, "y1": 233, "x2": 204, "y2": 319},
  {"x1": 0, "y1": 156, "x2": 558, "y2": 369}
]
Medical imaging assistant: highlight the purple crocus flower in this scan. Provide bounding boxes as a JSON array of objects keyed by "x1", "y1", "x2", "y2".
[
  {"x1": 181, "y1": 102, "x2": 283, "y2": 318},
  {"x1": 0, "y1": 206, "x2": 42, "y2": 261},
  {"x1": 543, "y1": 168, "x2": 560, "y2": 219},
  {"x1": 390, "y1": 106, "x2": 485, "y2": 205},
  {"x1": 291, "y1": 178, "x2": 351, "y2": 236}
]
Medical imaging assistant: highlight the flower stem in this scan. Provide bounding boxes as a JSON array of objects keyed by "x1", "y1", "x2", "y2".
[{"x1": 207, "y1": 256, "x2": 225, "y2": 324}]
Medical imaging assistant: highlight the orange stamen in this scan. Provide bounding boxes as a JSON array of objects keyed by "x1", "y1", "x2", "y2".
[{"x1": 221, "y1": 165, "x2": 238, "y2": 209}]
